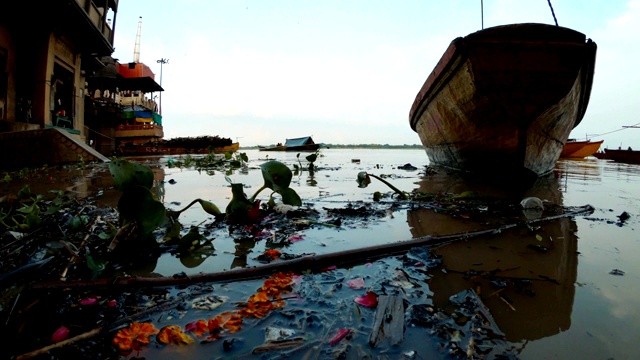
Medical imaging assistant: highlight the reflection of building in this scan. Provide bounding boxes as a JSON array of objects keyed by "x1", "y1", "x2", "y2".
[
  {"x1": 0, "y1": 0, "x2": 118, "y2": 168},
  {"x1": 408, "y1": 172, "x2": 577, "y2": 341}
]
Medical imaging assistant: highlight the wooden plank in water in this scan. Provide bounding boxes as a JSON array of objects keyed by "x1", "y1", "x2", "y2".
[{"x1": 368, "y1": 294, "x2": 404, "y2": 347}]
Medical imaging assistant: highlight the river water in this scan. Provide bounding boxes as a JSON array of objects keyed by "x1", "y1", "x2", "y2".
[{"x1": 4, "y1": 148, "x2": 639, "y2": 359}]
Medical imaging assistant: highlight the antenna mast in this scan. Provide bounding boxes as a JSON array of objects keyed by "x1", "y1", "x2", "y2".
[{"x1": 133, "y1": 16, "x2": 142, "y2": 63}]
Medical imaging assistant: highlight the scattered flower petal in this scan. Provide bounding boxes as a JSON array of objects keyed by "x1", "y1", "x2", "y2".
[
  {"x1": 79, "y1": 297, "x2": 99, "y2": 306},
  {"x1": 51, "y1": 325, "x2": 69, "y2": 343},
  {"x1": 292, "y1": 274, "x2": 303, "y2": 284},
  {"x1": 347, "y1": 277, "x2": 365, "y2": 290},
  {"x1": 329, "y1": 328, "x2": 352, "y2": 346},
  {"x1": 185, "y1": 320, "x2": 209, "y2": 337},
  {"x1": 157, "y1": 325, "x2": 194, "y2": 345},
  {"x1": 112, "y1": 322, "x2": 159, "y2": 353},
  {"x1": 354, "y1": 291, "x2": 378, "y2": 307},
  {"x1": 288, "y1": 235, "x2": 304, "y2": 242},
  {"x1": 263, "y1": 249, "x2": 281, "y2": 260}
]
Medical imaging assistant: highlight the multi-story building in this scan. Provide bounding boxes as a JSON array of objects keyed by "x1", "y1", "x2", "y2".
[{"x1": 0, "y1": 0, "x2": 118, "y2": 168}]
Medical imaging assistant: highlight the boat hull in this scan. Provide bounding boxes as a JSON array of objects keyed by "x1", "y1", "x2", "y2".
[
  {"x1": 409, "y1": 23, "x2": 597, "y2": 178},
  {"x1": 258, "y1": 144, "x2": 320, "y2": 152},
  {"x1": 560, "y1": 140, "x2": 604, "y2": 158},
  {"x1": 599, "y1": 148, "x2": 640, "y2": 164}
]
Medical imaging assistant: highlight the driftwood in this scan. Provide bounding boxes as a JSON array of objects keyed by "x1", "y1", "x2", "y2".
[
  {"x1": 368, "y1": 295, "x2": 404, "y2": 347},
  {"x1": 29, "y1": 205, "x2": 594, "y2": 291}
]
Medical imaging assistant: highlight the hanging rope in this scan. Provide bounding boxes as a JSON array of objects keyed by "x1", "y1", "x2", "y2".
[
  {"x1": 585, "y1": 122, "x2": 640, "y2": 138},
  {"x1": 547, "y1": 0, "x2": 559, "y2": 26}
]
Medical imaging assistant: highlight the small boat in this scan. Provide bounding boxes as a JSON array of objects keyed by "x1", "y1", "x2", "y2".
[
  {"x1": 409, "y1": 23, "x2": 597, "y2": 179},
  {"x1": 595, "y1": 147, "x2": 640, "y2": 164},
  {"x1": 560, "y1": 139, "x2": 604, "y2": 158},
  {"x1": 259, "y1": 136, "x2": 320, "y2": 152},
  {"x1": 258, "y1": 144, "x2": 287, "y2": 152}
]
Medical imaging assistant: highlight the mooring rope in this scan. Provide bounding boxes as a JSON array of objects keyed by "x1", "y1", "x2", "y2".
[{"x1": 547, "y1": 0, "x2": 559, "y2": 26}]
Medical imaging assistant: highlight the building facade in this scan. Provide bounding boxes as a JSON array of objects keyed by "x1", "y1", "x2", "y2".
[{"x1": 0, "y1": 0, "x2": 119, "y2": 143}]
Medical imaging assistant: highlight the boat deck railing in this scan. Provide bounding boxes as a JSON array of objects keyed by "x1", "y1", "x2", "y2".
[{"x1": 116, "y1": 124, "x2": 163, "y2": 131}]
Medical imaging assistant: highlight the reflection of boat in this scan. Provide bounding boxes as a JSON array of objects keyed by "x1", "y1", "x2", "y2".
[
  {"x1": 560, "y1": 139, "x2": 604, "y2": 158},
  {"x1": 259, "y1": 136, "x2": 320, "y2": 152},
  {"x1": 407, "y1": 172, "x2": 577, "y2": 342},
  {"x1": 595, "y1": 147, "x2": 640, "y2": 164},
  {"x1": 409, "y1": 23, "x2": 597, "y2": 178},
  {"x1": 555, "y1": 157, "x2": 602, "y2": 181}
]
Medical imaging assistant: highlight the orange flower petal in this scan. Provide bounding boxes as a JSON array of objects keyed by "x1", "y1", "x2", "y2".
[
  {"x1": 157, "y1": 325, "x2": 194, "y2": 345},
  {"x1": 112, "y1": 322, "x2": 159, "y2": 352}
]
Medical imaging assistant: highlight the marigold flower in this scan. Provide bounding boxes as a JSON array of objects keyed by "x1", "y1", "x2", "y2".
[{"x1": 112, "y1": 322, "x2": 159, "y2": 353}]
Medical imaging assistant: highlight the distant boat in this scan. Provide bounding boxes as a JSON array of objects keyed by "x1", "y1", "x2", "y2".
[
  {"x1": 409, "y1": 23, "x2": 597, "y2": 179},
  {"x1": 593, "y1": 151, "x2": 607, "y2": 160},
  {"x1": 259, "y1": 136, "x2": 320, "y2": 152},
  {"x1": 594, "y1": 147, "x2": 640, "y2": 164},
  {"x1": 560, "y1": 139, "x2": 604, "y2": 158},
  {"x1": 117, "y1": 141, "x2": 239, "y2": 156}
]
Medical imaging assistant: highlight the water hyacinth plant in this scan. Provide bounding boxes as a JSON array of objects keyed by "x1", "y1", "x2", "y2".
[
  {"x1": 107, "y1": 157, "x2": 302, "y2": 251},
  {"x1": 356, "y1": 171, "x2": 408, "y2": 200}
]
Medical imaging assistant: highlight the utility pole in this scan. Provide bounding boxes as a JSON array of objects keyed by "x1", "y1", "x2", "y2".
[
  {"x1": 481, "y1": 0, "x2": 484, "y2": 29},
  {"x1": 156, "y1": 58, "x2": 168, "y2": 115}
]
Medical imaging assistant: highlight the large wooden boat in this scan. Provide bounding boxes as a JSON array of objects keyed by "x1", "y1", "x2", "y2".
[
  {"x1": 409, "y1": 23, "x2": 597, "y2": 178},
  {"x1": 560, "y1": 139, "x2": 604, "y2": 158},
  {"x1": 259, "y1": 136, "x2": 320, "y2": 152}
]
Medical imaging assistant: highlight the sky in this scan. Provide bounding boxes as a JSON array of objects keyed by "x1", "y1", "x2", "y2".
[{"x1": 110, "y1": 0, "x2": 640, "y2": 147}]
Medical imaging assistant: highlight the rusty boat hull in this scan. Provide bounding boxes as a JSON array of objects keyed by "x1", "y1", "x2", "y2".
[{"x1": 409, "y1": 23, "x2": 597, "y2": 178}]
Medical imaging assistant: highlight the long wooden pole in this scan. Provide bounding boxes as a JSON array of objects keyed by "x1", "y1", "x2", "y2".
[{"x1": 29, "y1": 205, "x2": 594, "y2": 291}]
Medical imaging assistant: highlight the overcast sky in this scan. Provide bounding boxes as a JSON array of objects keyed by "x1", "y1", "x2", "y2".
[{"x1": 110, "y1": 0, "x2": 640, "y2": 147}]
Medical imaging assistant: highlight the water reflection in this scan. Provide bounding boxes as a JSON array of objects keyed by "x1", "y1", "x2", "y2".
[
  {"x1": 64, "y1": 158, "x2": 167, "y2": 208},
  {"x1": 408, "y1": 171, "x2": 577, "y2": 342}
]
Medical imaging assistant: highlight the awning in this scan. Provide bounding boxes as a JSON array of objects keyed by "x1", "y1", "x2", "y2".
[{"x1": 118, "y1": 76, "x2": 164, "y2": 93}]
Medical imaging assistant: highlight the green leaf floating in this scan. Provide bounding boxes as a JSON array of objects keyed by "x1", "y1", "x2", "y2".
[
  {"x1": 117, "y1": 185, "x2": 166, "y2": 235},
  {"x1": 260, "y1": 160, "x2": 292, "y2": 192},
  {"x1": 279, "y1": 188, "x2": 302, "y2": 206},
  {"x1": 109, "y1": 158, "x2": 155, "y2": 191}
]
